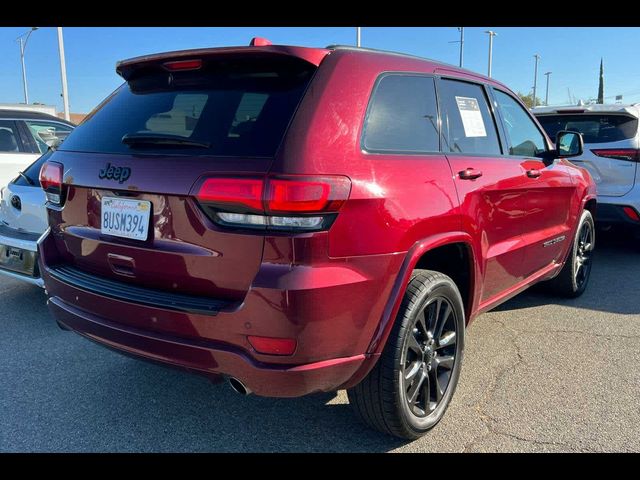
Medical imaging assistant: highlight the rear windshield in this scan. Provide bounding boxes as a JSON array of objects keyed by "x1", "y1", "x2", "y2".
[
  {"x1": 59, "y1": 56, "x2": 316, "y2": 157},
  {"x1": 536, "y1": 114, "x2": 638, "y2": 144}
]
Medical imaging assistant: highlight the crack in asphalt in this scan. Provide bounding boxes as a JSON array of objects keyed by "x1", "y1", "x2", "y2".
[{"x1": 460, "y1": 318, "x2": 597, "y2": 453}]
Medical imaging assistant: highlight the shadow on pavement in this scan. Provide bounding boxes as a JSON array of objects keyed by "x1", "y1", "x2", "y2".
[{"x1": 495, "y1": 230, "x2": 640, "y2": 315}]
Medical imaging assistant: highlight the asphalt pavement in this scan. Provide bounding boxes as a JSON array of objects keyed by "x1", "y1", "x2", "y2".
[{"x1": 1, "y1": 233, "x2": 639, "y2": 452}]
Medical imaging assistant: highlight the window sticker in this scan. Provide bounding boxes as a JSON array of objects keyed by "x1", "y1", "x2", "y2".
[{"x1": 455, "y1": 96, "x2": 487, "y2": 138}]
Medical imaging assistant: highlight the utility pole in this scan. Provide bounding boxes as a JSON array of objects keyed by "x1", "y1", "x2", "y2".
[
  {"x1": 485, "y1": 30, "x2": 497, "y2": 77},
  {"x1": 17, "y1": 27, "x2": 39, "y2": 104},
  {"x1": 532, "y1": 54, "x2": 541, "y2": 108},
  {"x1": 458, "y1": 27, "x2": 464, "y2": 67},
  {"x1": 57, "y1": 27, "x2": 70, "y2": 121},
  {"x1": 356, "y1": 27, "x2": 361, "y2": 47},
  {"x1": 544, "y1": 71, "x2": 552, "y2": 106}
]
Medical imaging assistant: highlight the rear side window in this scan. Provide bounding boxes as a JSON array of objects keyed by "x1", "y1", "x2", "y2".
[
  {"x1": 536, "y1": 114, "x2": 638, "y2": 144},
  {"x1": 363, "y1": 75, "x2": 439, "y2": 153},
  {"x1": 59, "y1": 56, "x2": 316, "y2": 157},
  {"x1": 439, "y1": 79, "x2": 501, "y2": 155},
  {"x1": 0, "y1": 120, "x2": 22, "y2": 153},
  {"x1": 24, "y1": 120, "x2": 74, "y2": 154}
]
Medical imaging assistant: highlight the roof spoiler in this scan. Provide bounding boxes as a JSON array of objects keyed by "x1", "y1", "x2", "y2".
[{"x1": 116, "y1": 44, "x2": 330, "y2": 80}]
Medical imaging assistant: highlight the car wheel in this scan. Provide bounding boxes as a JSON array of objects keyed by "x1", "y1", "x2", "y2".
[
  {"x1": 546, "y1": 209, "x2": 595, "y2": 297},
  {"x1": 348, "y1": 269, "x2": 465, "y2": 439}
]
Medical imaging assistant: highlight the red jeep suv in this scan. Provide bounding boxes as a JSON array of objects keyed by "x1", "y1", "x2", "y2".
[{"x1": 38, "y1": 41, "x2": 596, "y2": 439}]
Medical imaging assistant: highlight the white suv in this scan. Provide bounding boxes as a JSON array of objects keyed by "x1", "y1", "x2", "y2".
[
  {"x1": 0, "y1": 109, "x2": 75, "y2": 285},
  {"x1": 534, "y1": 104, "x2": 640, "y2": 236}
]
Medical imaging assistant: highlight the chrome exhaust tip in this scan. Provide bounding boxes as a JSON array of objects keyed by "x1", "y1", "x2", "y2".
[{"x1": 227, "y1": 377, "x2": 252, "y2": 395}]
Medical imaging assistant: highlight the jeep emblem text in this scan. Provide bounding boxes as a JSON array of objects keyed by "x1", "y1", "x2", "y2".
[{"x1": 98, "y1": 163, "x2": 131, "y2": 184}]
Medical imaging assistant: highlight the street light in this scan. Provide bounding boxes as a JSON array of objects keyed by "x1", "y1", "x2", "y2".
[
  {"x1": 356, "y1": 27, "x2": 361, "y2": 47},
  {"x1": 57, "y1": 27, "x2": 70, "y2": 121},
  {"x1": 485, "y1": 30, "x2": 497, "y2": 77},
  {"x1": 544, "y1": 71, "x2": 552, "y2": 106},
  {"x1": 16, "y1": 27, "x2": 39, "y2": 104},
  {"x1": 532, "y1": 54, "x2": 541, "y2": 108},
  {"x1": 448, "y1": 27, "x2": 464, "y2": 68}
]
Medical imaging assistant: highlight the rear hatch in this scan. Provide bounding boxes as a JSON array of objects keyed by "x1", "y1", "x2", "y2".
[
  {"x1": 536, "y1": 112, "x2": 639, "y2": 197},
  {"x1": 45, "y1": 46, "x2": 326, "y2": 301}
]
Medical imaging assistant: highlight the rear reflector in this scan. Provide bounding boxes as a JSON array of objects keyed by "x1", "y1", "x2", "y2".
[
  {"x1": 162, "y1": 59, "x2": 203, "y2": 71},
  {"x1": 39, "y1": 161, "x2": 64, "y2": 204},
  {"x1": 623, "y1": 207, "x2": 640, "y2": 222},
  {"x1": 248, "y1": 336, "x2": 296, "y2": 355},
  {"x1": 591, "y1": 149, "x2": 640, "y2": 161}
]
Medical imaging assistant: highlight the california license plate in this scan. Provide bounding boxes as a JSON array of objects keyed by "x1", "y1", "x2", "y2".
[{"x1": 101, "y1": 197, "x2": 151, "y2": 241}]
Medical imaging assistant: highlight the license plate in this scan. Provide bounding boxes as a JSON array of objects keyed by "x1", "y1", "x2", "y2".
[
  {"x1": 0, "y1": 245, "x2": 37, "y2": 276},
  {"x1": 101, "y1": 197, "x2": 151, "y2": 241}
]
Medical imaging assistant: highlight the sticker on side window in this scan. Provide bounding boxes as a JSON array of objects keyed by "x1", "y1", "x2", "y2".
[{"x1": 455, "y1": 96, "x2": 487, "y2": 138}]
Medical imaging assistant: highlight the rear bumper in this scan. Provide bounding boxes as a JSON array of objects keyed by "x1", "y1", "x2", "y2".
[
  {"x1": 0, "y1": 224, "x2": 44, "y2": 287},
  {"x1": 595, "y1": 202, "x2": 640, "y2": 228},
  {"x1": 48, "y1": 295, "x2": 367, "y2": 397}
]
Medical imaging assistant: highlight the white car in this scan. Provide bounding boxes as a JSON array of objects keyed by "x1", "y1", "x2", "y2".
[
  {"x1": 0, "y1": 109, "x2": 75, "y2": 286},
  {"x1": 533, "y1": 104, "x2": 640, "y2": 238}
]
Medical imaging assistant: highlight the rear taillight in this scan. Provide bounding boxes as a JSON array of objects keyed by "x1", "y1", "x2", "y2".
[
  {"x1": 591, "y1": 149, "x2": 640, "y2": 161},
  {"x1": 195, "y1": 175, "x2": 351, "y2": 232},
  {"x1": 623, "y1": 207, "x2": 640, "y2": 222},
  {"x1": 39, "y1": 161, "x2": 64, "y2": 205}
]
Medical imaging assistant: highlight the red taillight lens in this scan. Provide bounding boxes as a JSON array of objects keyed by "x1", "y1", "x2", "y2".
[
  {"x1": 197, "y1": 178, "x2": 264, "y2": 212},
  {"x1": 247, "y1": 336, "x2": 296, "y2": 356},
  {"x1": 39, "y1": 161, "x2": 63, "y2": 204},
  {"x1": 623, "y1": 207, "x2": 640, "y2": 222},
  {"x1": 162, "y1": 59, "x2": 202, "y2": 71},
  {"x1": 591, "y1": 149, "x2": 640, "y2": 161},
  {"x1": 265, "y1": 176, "x2": 351, "y2": 213}
]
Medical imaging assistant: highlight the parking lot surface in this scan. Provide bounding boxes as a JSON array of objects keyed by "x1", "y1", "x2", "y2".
[{"x1": 1, "y1": 233, "x2": 639, "y2": 452}]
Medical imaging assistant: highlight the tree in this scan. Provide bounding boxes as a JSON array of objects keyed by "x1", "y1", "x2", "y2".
[
  {"x1": 597, "y1": 58, "x2": 604, "y2": 104},
  {"x1": 517, "y1": 92, "x2": 545, "y2": 109}
]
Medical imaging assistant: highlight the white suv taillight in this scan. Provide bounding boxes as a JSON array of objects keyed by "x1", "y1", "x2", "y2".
[{"x1": 39, "y1": 161, "x2": 64, "y2": 205}]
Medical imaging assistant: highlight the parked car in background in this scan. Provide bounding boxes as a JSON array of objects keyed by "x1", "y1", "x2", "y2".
[
  {"x1": 0, "y1": 110, "x2": 75, "y2": 286},
  {"x1": 0, "y1": 109, "x2": 75, "y2": 187},
  {"x1": 534, "y1": 104, "x2": 640, "y2": 238},
  {"x1": 39, "y1": 42, "x2": 595, "y2": 439}
]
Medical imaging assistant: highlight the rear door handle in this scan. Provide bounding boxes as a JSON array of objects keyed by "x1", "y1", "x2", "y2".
[
  {"x1": 459, "y1": 168, "x2": 483, "y2": 180},
  {"x1": 526, "y1": 169, "x2": 542, "y2": 178}
]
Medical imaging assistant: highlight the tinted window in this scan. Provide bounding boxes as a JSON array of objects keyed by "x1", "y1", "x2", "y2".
[
  {"x1": 536, "y1": 114, "x2": 638, "y2": 144},
  {"x1": 363, "y1": 75, "x2": 439, "y2": 153},
  {"x1": 25, "y1": 120, "x2": 74, "y2": 154},
  {"x1": 439, "y1": 79, "x2": 501, "y2": 155},
  {"x1": 0, "y1": 120, "x2": 22, "y2": 153},
  {"x1": 59, "y1": 57, "x2": 316, "y2": 157},
  {"x1": 494, "y1": 90, "x2": 546, "y2": 157}
]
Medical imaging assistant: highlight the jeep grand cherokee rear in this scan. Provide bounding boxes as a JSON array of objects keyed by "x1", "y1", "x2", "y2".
[{"x1": 40, "y1": 42, "x2": 596, "y2": 439}]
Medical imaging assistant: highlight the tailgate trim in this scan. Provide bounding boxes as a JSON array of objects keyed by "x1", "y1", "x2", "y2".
[{"x1": 45, "y1": 264, "x2": 235, "y2": 316}]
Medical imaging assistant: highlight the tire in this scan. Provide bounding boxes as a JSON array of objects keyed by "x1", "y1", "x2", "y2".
[
  {"x1": 348, "y1": 269, "x2": 465, "y2": 439},
  {"x1": 546, "y1": 209, "x2": 595, "y2": 298}
]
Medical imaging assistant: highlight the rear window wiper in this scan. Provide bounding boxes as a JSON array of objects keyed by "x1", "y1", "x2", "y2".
[
  {"x1": 122, "y1": 133, "x2": 211, "y2": 149},
  {"x1": 17, "y1": 171, "x2": 35, "y2": 186}
]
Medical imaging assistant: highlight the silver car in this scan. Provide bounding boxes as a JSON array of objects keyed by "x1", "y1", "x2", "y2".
[{"x1": 534, "y1": 104, "x2": 640, "y2": 235}]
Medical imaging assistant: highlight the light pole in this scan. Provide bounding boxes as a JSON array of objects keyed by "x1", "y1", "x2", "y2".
[
  {"x1": 532, "y1": 54, "x2": 541, "y2": 107},
  {"x1": 458, "y1": 27, "x2": 464, "y2": 67},
  {"x1": 17, "y1": 27, "x2": 39, "y2": 104},
  {"x1": 57, "y1": 27, "x2": 70, "y2": 121},
  {"x1": 544, "y1": 71, "x2": 552, "y2": 106},
  {"x1": 485, "y1": 30, "x2": 497, "y2": 77},
  {"x1": 356, "y1": 27, "x2": 361, "y2": 47}
]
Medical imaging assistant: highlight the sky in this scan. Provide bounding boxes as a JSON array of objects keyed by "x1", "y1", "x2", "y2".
[{"x1": 1, "y1": 26, "x2": 639, "y2": 114}]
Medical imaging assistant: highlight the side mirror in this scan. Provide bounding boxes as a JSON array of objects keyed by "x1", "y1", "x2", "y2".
[{"x1": 555, "y1": 130, "x2": 583, "y2": 158}]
